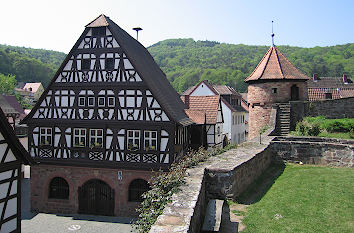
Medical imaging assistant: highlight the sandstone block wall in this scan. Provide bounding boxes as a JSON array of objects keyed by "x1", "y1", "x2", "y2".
[
  {"x1": 270, "y1": 137, "x2": 354, "y2": 167},
  {"x1": 290, "y1": 97, "x2": 354, "y2": 130},
  {"x1": 31, "y1": 165, "x2": 154, "y2": 216}
]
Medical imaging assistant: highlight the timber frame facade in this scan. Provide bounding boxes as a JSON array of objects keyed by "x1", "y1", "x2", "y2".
[
  {"x1": 0, "y1": 107, "x2": 33, "y2": 232},
  {"x1": 22, "y1": 15, "x2": 192, "y2": 171}
]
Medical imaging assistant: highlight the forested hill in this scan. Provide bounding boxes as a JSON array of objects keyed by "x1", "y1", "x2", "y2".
[
  {"x1": 148, "y1": 39, "x2": 354, "y2": 93},
  {"x1": 0, "y1": 44, "x2": 66, "y2": 87},
  {"x1": 0, "y1": 41, "x2": 353, "y2": 93}
]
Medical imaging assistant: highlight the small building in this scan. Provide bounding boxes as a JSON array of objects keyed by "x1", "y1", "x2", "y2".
[
  {"x1": 0, "y1": 107, "x2": 33, "y2": 233},
  {"x1": 245, "y1": 46, "x2": 310, "y2": 139},
  {"x1": 308, "y1": 74, "x2": 354, "y2": 101},
  {"x1": 15, "y1": 83, "x2": 44, "y2": 105},
  {"x1": 21, "y1": 14, "x2": 192, "y2": 216},
  {"x1": 182, "y1": 80, "x2": 247, "y2": 144},
  {"x1": 0, "y1": 95, "x2": 20, "y2": 129},
  {"x1": 182, "y1": 95, "x2": 224, "y2": 149}
]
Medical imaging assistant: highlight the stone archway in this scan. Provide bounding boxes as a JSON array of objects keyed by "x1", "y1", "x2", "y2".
[{"x1": 78, "y1": 179, "x2": 114, "y2": 216}]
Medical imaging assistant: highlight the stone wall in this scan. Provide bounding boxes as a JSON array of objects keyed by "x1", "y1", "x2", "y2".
[
  {"x1": 31, "y1": 165, "x2": 154, "y2": 216},
  {"x1": 270, "y1": 136, "x2": 354, "y2": 167},
  {"x1": 150, "y1": 137, "x2": 275, "y2": 233},
  {"x1": 290, "y1": 97, "x2": 354, "y2": 130}
]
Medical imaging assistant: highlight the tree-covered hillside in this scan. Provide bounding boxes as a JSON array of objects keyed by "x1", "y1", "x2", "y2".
[
  {"x1": 0, "y1": 40, "x2": 353, "y2": 93},
  {"x1": 0, "y1": 45, "x2": 66, "y2": 87},
  {"x1": 148, "y1": 39, "x2": 354, "y2": 93}
]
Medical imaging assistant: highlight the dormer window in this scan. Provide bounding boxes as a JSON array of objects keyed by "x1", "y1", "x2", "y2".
[
  {"x1": 92, "y1": 27, "x2": 106, "y2": 36},
  {"x1": 82, "y1": 59, "x2": 91, "y2": 70},
  {"x1": 105, "y1": 58, "x2": 114, "y2": 70}
]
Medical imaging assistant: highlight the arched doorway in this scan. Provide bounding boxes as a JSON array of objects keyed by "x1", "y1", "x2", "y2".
[
  {"x1": 78, "y1": 179, "x2": 114, "y2": 216},
  {"x1": 291, "y1": 85, "x2": 299, "y2": 101}
]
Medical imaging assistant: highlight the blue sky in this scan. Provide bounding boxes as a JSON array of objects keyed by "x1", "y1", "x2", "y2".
[{"x1": 1, "y1": 0, "x2": 353, "y2": 53}]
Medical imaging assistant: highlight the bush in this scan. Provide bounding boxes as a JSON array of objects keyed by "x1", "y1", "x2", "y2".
[
  {"x1": 295, "y1": 120, "x2": 321, "y2": 136},
  {"x1": 349, "y1": 129, "x2": 354, "y2": 139}
]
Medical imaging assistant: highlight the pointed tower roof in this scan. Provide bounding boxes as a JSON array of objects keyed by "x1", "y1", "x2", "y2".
[
  {"x1": 86, "y1": 14, "x2": 109, "y2": 27},
  {"x1": 245, "y1": 46, "x2": 310, "y2": 82}
]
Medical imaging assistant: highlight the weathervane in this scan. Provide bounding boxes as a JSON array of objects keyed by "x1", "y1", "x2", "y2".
[
  {"x1": 133, "y1": 27, "x2": 143, "y2": 41},
  {"x1": 271, "y1": 20, "x2": 275, "y2": 46}
]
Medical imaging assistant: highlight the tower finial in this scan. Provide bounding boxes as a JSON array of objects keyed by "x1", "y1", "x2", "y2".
[
  {"x1": 132, "y1": 27, "x2": 143, "y2": 41},
  {"x1": 271, "y1": 20, "x2": 275, "y2": 47}
]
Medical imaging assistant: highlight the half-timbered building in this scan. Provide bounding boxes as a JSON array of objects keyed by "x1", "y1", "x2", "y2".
[
  {"x1": 21, "y1": 14, "x2": 192, "y2": 216},
  {"x1": 0, "y1": 107, "x2": 33, "y2": 233}
]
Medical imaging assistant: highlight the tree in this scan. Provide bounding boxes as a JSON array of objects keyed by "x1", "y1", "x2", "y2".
[{"x1": 0, "y1": 73, "x2": 17, "y2": 94}]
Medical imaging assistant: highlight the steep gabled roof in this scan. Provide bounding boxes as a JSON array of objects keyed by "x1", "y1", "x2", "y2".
[
  {"x1": 22, "y1": 14, "x2": 192, "y2": 126},
  {"x1": 0, "y1": 107, "x2": 33, "y2": 165},
  {"x1": 182, "y1": 96, "x2": 220, "y2": 124},
  {"x1": 245, "y1": 46, "x2": 310, "y2": 82},
  {"x1": 23, "y1": 83, "x2": 42, "y2": 93},
  {"x1": 0, "y1": 95, "x2": 19, "y2": 115}
]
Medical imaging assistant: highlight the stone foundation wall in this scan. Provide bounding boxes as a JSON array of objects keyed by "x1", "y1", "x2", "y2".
[
  {"x1": 31, "y1": 165, "x2": 154, "y2": 216},
  {"x1": 270, "y1": 137, "x2": 354, "y2": 167},
  {"x1": 290, "y1": 97, "x2": 354, "y2": 130}
]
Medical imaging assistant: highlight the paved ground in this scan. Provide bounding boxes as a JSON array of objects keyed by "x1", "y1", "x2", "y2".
[{"x1": 21, "y1": 168, "x2": 133, "y2": 233}]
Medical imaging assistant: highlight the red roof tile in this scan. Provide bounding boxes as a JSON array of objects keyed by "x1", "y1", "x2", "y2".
[
  {"x1": 245, "y1": 46, "x2": 310, "y2": 82},
  {"x1": 86, "y1": 14, "x2": 109, "y2": 27},
  {"x1": 182, "y1": 96, "x2": 220, "y2": 124}
]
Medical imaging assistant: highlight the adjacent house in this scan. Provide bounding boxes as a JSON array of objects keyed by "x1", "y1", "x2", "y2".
[
  {"x1": 21, "y1": 14, "x2": 192, "y2": 216},
  {"x1": 308, "y1": 74, "x2": 354, "y2": 101},
  {"x1": 0, "y1": 107, "x2": 33, "y2": 232},
  {"x1": 181, "y1": 95, "x2": 224, "y2": 149},
  {"x1": 15, "y1": 82, "x2": 44, "y2": 104},
  {"x1": 182, "y1": 80, "x2": 247, "y2": 144}
]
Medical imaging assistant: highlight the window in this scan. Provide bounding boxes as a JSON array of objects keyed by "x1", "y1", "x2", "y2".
[
  {"x1": 325, "y1": 93, "x2": 332, "y2": 99},
  {"x1": 89, "y1": 129, "x2": 103, "y2": 148},
  {"x1": 88, "y1": 97, "x2": 95, "y2": 106},
  {"x1": 49, "y1": 177, "x2": 69, "y2": 199},
  {"x1": 40, "y1": 127, "x2": 52, "y2": 145},
  {"x1": 217, "y1": 126, "x2": 221, "y2": 135},
  {"x1": 128, "y1": 179, "x2": 150, "y2": 202},
  {"x1": 98, "y1": 97, "x2": 105, "y2": 106},
  {"x1": 78, "y1": 97, "x2": 85, "y2": 107},
  {"x1": 144, "y1": 131, "x2": 157, "y2": 151},
  {"x1": 272, "y1": 88, "x2": 277, "y2": 94},
  {"x1": 92, "y1": 27, "x2": 106, "y2": 36},
  {"x1": 105, "y1": 58, "x2": 114, "y2": 70},
  {"x1": 73, "y1": 128, "x2": 86, "y2": 147},
  {"x1": 82, "y1": 59, "x2": 90, "y2": 70},
  {"x1": 108, "y1": 97, "x2": 115, "y2": 107},
  {"x1": 127, "y1": 130, "x2": 140, "y2": 151}
]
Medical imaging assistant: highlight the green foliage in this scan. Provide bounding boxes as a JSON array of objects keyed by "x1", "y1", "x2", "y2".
[
  {"x1": 259, "y1": 125, "x2": 270, "y2": 135},
  {"x1": 242, "y1": 164, "x2": 354, "y2": 233},
  {"x1": 0, "y1": 45, "x2": 65, "y2": 87},
  {"x1": 133, "y1": 144, "x2": 237, "y2": 232},
  {"x1": 294, "y1": 116, "x2": 354, "y2": 138},
  {"x1": 148, "y1": 39, "x2": 354, "y2": 93},
  {"x1": 0, "y1": 73, "x2": 17, "y2": 94}
]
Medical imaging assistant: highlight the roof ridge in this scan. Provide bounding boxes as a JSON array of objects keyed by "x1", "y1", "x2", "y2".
[
  {"x1": 245, "y1": 47, "x2": 272, "y2": 81},
  {"x1": 273, "y1": 47, "x2": 285, "y2": 79}
]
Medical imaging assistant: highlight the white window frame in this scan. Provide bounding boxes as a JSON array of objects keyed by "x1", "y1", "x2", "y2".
[
  {"x1": 108, "y1": 96, "x2": 115, "y2": 107},
  {"x1": 73, "y1": 128, "x2": 86, "y2": 147},
  {"x1": 89, "y1": 129, "x2": 103, "y2": 148},
  {"x1": 98, "y1": 97, "x2": 105, "y2": 107},
  {"x1": 144, "y1": 131, "x2": 157, "y2": 151},
  {"x1": 78, "y1": 97, "x2": 85, "y2": 107},
  {"x1": 127, "y1": 130, "x2": 140, "y2": 151},
  {"x1": 40, "y1": 127, "x2": 52, "y2": 145}
]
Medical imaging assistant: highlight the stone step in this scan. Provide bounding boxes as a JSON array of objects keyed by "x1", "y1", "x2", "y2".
[{"x1": 201, "y1": 199, "x2": 225, "y2": 232}]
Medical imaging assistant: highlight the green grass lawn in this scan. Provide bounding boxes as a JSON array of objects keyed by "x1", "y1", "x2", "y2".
[{"x1": 239, "y1": 164, "x2": 354, "y2": 233}]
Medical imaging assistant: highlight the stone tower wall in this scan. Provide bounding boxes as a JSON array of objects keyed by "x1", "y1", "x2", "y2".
[{"x1": 247, "y1": 81, "x2": 308, "y2": 139}]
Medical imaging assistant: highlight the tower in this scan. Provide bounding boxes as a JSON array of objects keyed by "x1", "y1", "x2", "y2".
[{"x1": 245, "y1": 46, "x2": 310, "y2": 139}]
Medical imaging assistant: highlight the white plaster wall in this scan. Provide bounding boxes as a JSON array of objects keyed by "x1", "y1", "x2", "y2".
[
  {"x1": 190, "y1": 84, "x2": 215, "y2": 96},
  {"x1": 232, "y1": 112, "x2": 247, "y2": 144},
  {"x1": 221, "y1": 102, "x2": 232, "y2": 140}
]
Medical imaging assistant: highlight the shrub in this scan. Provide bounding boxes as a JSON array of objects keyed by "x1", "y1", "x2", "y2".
[
  {"x1": 349, "y1": 129, "x2": 354, "y2": 139},
  {"x1": 295, "y1": 120, "x2": 321, "y2": 136}
]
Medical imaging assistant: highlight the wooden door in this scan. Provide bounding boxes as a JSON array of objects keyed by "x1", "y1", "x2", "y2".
[{"x1": 78, "y1": 179, "x2": 114, "y2": 216}]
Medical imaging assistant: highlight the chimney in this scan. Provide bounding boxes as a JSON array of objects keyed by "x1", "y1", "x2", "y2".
[
  {"x1": 184, "y1": 95, "x2": 190, "y2": 108},
  {"x1": 313, "y1": 73, "x2": 319, "y2": 82},
  {"x1": 343, "y1": 74, "x2": 348, "y2": 84}
]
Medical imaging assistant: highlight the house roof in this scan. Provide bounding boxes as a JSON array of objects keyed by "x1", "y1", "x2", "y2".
[
  {"x1": 0, "y1": 107, "x2": 33, "y2": 165},
  {"x1": 22, "y1": 14, "x2": 193, "y2": 126},
  {"x1": 213, "y1": 85, "x2": 240, "y2": 96},
  {"x1": 245, "y1": 46, "x2": 310, "y2": 82},
  {"x1": 0, "y1": 95, "x2": 19, "y2": 115},
  {"x1": 23, "y1": 83, "x2": 42, "y2": 93},
  {"x1": 182, "y1": 96, "x2": 220, "y2": 124},
  {"x1": 307, "y1": 76, "x2": 354, "y2": 88},
  {"x1": 2, "y1": 95, "x2": 25, "y2": 119}
]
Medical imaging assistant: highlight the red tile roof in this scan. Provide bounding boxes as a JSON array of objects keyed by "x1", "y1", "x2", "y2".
[
  {"x1": 182, "y1": 96, "x2": 220, "y2": 124},
  {"x1": 23, "y1": 83, "x2": 42, "y2": 93},
  {"x1": 86, "y1": 14, "x2": 109, "y2": 27},
  {"x1": 245, "y1": 46, "x2": 310, "y2": 82},
  {"x1": 308, "y1": 88, "x2": 354, "y2": 101}
]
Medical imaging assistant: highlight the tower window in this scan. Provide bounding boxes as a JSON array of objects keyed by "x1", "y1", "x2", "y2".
[
  {"x1": 105, "y1": 58, "x2": 114, "y2": 70},
  {"x1": 325, "y1": 93, "x2": 332, "y2": 99},
  {"x1": 49, "y1": 177, "x2": 69, "y2": 199},
  {"x1": 82, "y1": 59, "x2": 91, "y2": 70},
  {"x1": 272, "y1": 88, "x2": 277, "y2": 94},
  {"x1": 92, "y1": 27, "x2": 106, "y2": 36}
]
